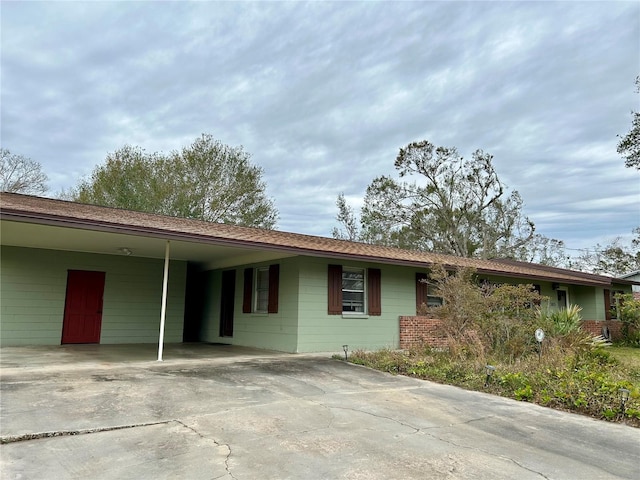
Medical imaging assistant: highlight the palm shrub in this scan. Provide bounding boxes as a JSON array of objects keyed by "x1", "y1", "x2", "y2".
[
  {"x1": 538, "y1": 304, "x2": 583, "y2": 335},
  {"x1": 536, "y1": 304, "x2": 594, "y2": 352}
]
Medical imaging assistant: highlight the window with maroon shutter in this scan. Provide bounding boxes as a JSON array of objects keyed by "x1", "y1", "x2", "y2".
[
  {"x1": 416, "y1": 272, "x2": 429, "y2": 313},
  {"x1": 243, "y1": 265, "x2": 280, "y2": 314},
  {"x1": 415, "y1": 272, "x2": 442, "y2": 311},
  {"x1": 328, "y1": 265, "x2": 382, "y2": 315}
]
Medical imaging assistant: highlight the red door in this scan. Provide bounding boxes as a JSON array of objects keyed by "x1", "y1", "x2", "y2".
[{"x1": 61, "y1": 270, "x2": 106, "y2": 344}]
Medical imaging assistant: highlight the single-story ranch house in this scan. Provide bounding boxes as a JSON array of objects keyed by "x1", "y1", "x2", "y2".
[{"x1": 1, "y1": 193, "x2": 636, "y2": 355}]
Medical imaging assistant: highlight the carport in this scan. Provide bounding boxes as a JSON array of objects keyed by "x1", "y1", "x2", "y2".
[{"x1": 1, "y1": 194, "x2": 294, "y2": 357}]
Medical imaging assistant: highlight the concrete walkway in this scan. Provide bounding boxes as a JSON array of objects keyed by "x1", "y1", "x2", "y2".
[{"x1": 1, "y1": 344, "x2": 639, "y2": 479}]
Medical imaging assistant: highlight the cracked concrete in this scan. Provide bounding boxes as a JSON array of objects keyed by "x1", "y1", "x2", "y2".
[{"x1": 1, "y1": 344, "x2": 638, "y2": 479}]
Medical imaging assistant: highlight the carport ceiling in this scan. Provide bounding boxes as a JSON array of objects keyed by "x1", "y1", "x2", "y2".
[{"x1": 1, "y1": 220, "x2": 294, "y2": 270}]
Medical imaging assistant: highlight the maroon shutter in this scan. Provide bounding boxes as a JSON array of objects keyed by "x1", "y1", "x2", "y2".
[
  {"x1": 604, "y1": 289, "x2": 611, "y2": 321},
  {"x1": 416, "y1": 272, "x2": 428, "y2": 313},
  {"x1": 367, "y1": 268, "x2": 381, "y2": 316},
  {"x1": 243, "y1": 268, "x2": 253, "y2": 313},
  {"x1": 328, "y1": 264, "x2": 343, "y2": 315},
  {"x1": 268, "y1": 264, "x2": 280, "y2": 314}
]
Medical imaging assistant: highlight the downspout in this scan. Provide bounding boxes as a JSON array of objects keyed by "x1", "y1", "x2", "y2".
[{"x1": 157, "y1": 240, "x2": 170, "y2": 361}]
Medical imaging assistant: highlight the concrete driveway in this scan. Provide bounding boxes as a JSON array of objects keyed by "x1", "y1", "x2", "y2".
[{"x1": 1, "y1": 344, "x2": 638, "y2": 480}]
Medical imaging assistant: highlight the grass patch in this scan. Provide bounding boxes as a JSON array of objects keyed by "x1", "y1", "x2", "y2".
[
  {"x1": 348, "y1": 346, "x2": 640, "y2": 427},
  {"x1": 609, "y1": 346, "x2": 640, "y2": 369}
]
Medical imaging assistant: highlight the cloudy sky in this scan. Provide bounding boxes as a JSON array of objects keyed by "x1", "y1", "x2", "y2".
[{"x1": 2, "y1": 1, "x2": 639, "y2": 253}]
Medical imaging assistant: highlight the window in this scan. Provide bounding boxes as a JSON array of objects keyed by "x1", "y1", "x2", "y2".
[
  {"x1": 255, "y1": 267, "x2": 269, "y2": 312},
  {"x1": 608, "y1": 289, "x2": 625, "y2": 320},
  {"x1": 328, "y1": 265, "x2": 381, "y2": 316},
  {"x1": 242, "y1": 265, "x2": 279, "y2": 314},
  {"x1": 342, "y1": 268, "x2": 365, "y2": 313},
  {"x1": 416, "y1": 272, "x2": 442, "y2": 313}
]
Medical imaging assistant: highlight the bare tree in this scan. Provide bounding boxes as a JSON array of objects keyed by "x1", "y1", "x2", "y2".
[
  {"x1": 0, "y1": 149, "x2": 49, "y2": 194},
  {"x1": 331, "y1": 193, "x2": 360, "y2": 241}
]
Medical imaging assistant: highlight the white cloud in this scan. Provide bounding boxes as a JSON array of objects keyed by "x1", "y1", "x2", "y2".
[{"x1": 1, "y1": 1, "x2": 638, "y2": 251}]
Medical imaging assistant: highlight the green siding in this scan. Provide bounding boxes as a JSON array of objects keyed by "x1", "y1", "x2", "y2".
[
  {"x1": 199, "y1": 257, "x2": 300, "y2": 352},
  {"x1": 571, "y1": 286, "x2": 599, "y2": 320},
  {"x1": 470, "y1": 274, "x2": 622, "y2": 321},
  {"x1": 0, "y1": 246, "x2": 186, "y2": 346},
  {"x1": 295, "y1": 258, "x2": 417, "y2": 353}
]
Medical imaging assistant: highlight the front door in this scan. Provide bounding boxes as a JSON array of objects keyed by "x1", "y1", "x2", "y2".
[
  {"x1": 61, "y1": 270, "x2": 106, "y2": 344},
  {"x1": 557, "y1": 289, "x2": 568, "y2": 310},
  {"x1": 219, "y1": 270, "x2": 235, "y2": 337}
]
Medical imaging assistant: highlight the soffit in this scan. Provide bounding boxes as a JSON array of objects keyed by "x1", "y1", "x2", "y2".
[{"x1": 0, "y1": 220, "x2": 292, "y2": 270}]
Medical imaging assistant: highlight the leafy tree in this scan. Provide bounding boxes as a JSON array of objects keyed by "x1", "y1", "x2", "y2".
[
  {"x1": 73, "y1": 134, "x2": 278, "y2": 229},
  {"x1": 617, "y1": 76, "x2": 640, "y2": 170},
  {"x1": 0, "y1": 148, "x2": 48, "y2": 194},
  {"x1": 573, "y1": 228, "x2": 640, "y2": 276},
  {"x1": 335, "y1": 140, "x2": 535, "y2": 259}
]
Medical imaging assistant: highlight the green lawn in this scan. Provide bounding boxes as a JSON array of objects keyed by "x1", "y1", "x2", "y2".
[{"x1": 610, "y1": 346, "x2": 640, "y2": 369}]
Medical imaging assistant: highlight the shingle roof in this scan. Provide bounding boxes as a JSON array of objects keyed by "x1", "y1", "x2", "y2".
[{"x1": 0, "y1": 192, "x2": 631, "y2": 287}]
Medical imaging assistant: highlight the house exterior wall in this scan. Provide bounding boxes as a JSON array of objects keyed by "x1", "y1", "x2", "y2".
[
  {"x1": 0, "y1": 246, "x2": 186, "y2": 346},
  {"x1": 295, "y1": 258, "x2": 417, "y2": 353},
  {"x1": 476, "y1": 275, "x2": 630, "y2": 319},
  {"x1": 570, "y1": 285, "x2": 600, "y2": 320},
  {"x1": 621, "y1": 272, "x2": 640, "y2": 293},
  {"x1": 199, "y1": 257, "x2": 300, "y2": 352}
]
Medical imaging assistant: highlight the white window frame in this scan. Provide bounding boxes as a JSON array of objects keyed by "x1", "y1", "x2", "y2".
[
  {"x1": 424, "y1": 278, "x2": 443, "y2": 307},
  {"x1": 254, "y1": 267, "x2": 269, "y2": 313},
  {"x1": 342, "y1": 267, "x2": 367, "y2": 314}
]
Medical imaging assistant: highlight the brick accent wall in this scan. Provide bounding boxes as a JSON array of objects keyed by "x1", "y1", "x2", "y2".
[
  {"x1": 399, "y1": 316, "x2": 448, "y2": 349},
  {"x1": 400, "y1": 316, "x2": 627, "y2": 349},
  {"x1": 581, "y1": 320, "x2": 623, "y2": 341}
]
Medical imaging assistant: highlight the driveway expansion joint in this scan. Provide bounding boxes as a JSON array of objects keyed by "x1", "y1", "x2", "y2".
[
  {"x1": 0, "y1": 420, "x2": 172, "y2": 444},
  {"x1": 328, "y1": 405, "x2": 421, "y2": 434}
]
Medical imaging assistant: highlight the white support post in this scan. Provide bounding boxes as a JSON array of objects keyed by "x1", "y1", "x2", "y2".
[{"x1": 157, "y1": 240, "x2": 170, "y2": 361}]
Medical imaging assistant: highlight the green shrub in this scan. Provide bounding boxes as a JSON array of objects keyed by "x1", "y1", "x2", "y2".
[
  {"x1": 347, "y1": 346, "x2": 640, "y2": 426},
  {"x1": 615, "y1": 294, "x2": 640, "y2": 345},
  {"x1": 359, "y1": 265, "x2": 640, "y2": 425}
]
